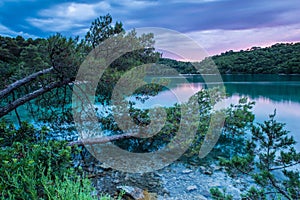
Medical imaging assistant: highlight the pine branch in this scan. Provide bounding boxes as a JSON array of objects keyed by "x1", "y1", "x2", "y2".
[
  {"x1": 0, "y1": 78, "x2": 72, "y2": 118},
  {"x1": 0, "y1": 67, "x2": 53, "y2": 99}
]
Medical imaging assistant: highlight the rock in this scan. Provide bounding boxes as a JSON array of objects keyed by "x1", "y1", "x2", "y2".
[
  {"x1": 204, "y1": 170, "x2": 213, "y2": 175},
  {"x1": 201, "y1": 190, "x2": 211, "y2": 197},
  {"x1": 199, "y1": 166, "x2": 206, "y2": 171},
  {"x1": 186, "y1": 185, "x2": 198, "y2": 192},
  {"x1": 195, "y1": 195, "x2": 208, "y2": 200},
  {"x1": 113, "y1": 179, "x2": 120, "y2": 184},
  {"x1": 213, "y1": 165, "x2": 223, "y2": 171},
  {"x1": 208, "y1": 181, "x2": 221, "y2": 187},
  {"x1": 143, "y1": 190, "x2": 158, "y2": 200},
  {"x1": 99, "y1": 163, "x2": 111, "y2": 170},
  {"x1": 182, "y1": 169, "x2": 193, "y2": 174},
  {"x1": 148, "y1": 181, "x2": 158, "y2": 186},
  {"x1": 117, "y1": 186, "x2": 144, "y2": 200},
  {"x1": 86, "y1": 165, "x2": 94, "y2": 172},
  {"x1": 162, "y1": 188, "x2": 170, "y2": 195},
  {"x1": 124, "y1": 174, "x2": 130, "y2": 181}
]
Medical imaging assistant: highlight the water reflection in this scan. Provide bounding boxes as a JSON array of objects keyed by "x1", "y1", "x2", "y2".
[{"x1": 133, "y1": 75, "x2": 300, "y2": 150}]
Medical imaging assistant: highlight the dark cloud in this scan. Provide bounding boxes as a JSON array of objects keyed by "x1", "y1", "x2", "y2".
[
  {"x1": 121, "y1": 0, "x2": 300, "y2": 32},
  {"x1": 0, "y1": 0, "x2": 299, "y2": 54}
]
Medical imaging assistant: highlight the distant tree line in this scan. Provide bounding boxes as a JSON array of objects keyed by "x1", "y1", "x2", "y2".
[{"x1": 158, "y1": 42, "x2": 300, "y2": 74}]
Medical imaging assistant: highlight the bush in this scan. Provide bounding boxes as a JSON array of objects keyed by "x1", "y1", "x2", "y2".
[{"x1": 0, "y1": 121, "x2": 107, "y2": 200}]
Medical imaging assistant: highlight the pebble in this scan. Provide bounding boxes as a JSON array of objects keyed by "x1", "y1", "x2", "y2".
[
  {"x1": 203, "y1": 170, "x2": 213, "y2": 175},
  {"x1": 186, "y1": 185, "x2": 198, "y2": 192},
  {"x1": 195, "y1": 195, "x2": 208, "y2": 200},
  {"x1": 182, "y1": 169, "x2": 193, "y2": 174}
]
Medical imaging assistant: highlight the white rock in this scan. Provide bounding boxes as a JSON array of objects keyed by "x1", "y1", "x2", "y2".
[
  {"x1": 182, "y1": 169, "x2": 193, "y2": 174},
  {"x1": 187, "y1": 185, "x2": 198, "y2": 192}
]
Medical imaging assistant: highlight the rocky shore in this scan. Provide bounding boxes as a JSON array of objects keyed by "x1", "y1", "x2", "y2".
[{"x1": 77, "y1": 151, "x2": 253, "y2": 200}]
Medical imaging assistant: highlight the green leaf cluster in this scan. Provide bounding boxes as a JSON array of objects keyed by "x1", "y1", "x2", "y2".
[
  {"x1": 0, "y1": 121, "x2": 107, "y2": 200},
  {"x1": 219, "y1": 111, "x2": 300, "y2": 199}
]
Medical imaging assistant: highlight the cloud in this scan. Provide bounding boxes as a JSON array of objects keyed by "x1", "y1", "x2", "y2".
[
  {"x1": 112, "y1": 0, "x2": 158, "y2": 9},
  {"x1": 185, "y1": 23, "x2": 300, "y2": 55},
  {"x1": 26, "y1": 0, "x2": 158, "y2": 35},
  {"x1": 166, "y1": 0, "x2": 224, "y2": 3},
  {"x1": 120, "y1": 0, "x2": 300, "y2": 32},
  {"x1": 141, "y1": 23, "x2": 300, "y2": 60},
  {"x1": 2, "y1": 0, "x2": 299, "y2": 56},
  {"x1": 26, "y1": 0, "x2": 300, "y2": 36},
  {"x1": 0, "y1": 0, "x2": 36, "y2": 7},
  {"x1": 0, "y1": 23, "x2": 37, "y2": 38},
  {"x1": 136, "y1": 28, "x2": 210, "y2": 61},
  {"x1": 27, "y1": 1, "x2": 112, "y2": 34}
]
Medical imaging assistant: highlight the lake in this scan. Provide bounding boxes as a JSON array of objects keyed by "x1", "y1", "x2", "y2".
[
  {"x1": 130, "y1": 74, "x2": 300, "y2": 151},
  {"x1": 5, "y1": 74, "x2": 300, "y2": 150}
]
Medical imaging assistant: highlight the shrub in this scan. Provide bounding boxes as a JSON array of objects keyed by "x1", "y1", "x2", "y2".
[{"x1": 0, "y1": 121, "x2": 105, "y2": 200}]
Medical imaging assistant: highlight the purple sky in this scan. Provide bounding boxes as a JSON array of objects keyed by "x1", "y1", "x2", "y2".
[{"x1": 1, "y1": 0, "x2": 300, "y2": 57}]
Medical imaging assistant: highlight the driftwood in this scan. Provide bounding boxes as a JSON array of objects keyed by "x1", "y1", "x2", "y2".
[{"x1": 68, "y1": 132, "x2": 138, "y2": 146}]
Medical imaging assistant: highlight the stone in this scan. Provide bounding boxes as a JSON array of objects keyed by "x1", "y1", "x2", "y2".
[
  {"x1": 182, "y1": 169, "x2": 193, "y2": 174},
  {"x1": 143, "y1": 190, "x2": 158, "y2": 200},
  {"x1": 199, "y1": 166, "x2": 206, "y2": 171},
  {"x1": 204, "y1": 170, "x2": 213, "y2": 175},
  {"x1": 162, "y1": 188, "x2": 170, "y2": 195},
  {"x1": 99, "y1": 163, "x2": 111, "y2": 169},
  {"x1": 208, "y1": 181, "x2": 221, "y2": 187},
  {"x1": 113, "y1": 179, "x2": 120, "y2": 184},
  {"x1": 195, "y1": 195, "x2": 208, "y2": 200},
  {"x1": 117, "y1": 186, "x2": 144, "y2": 200},
  {"x1": 186, "y1": 185, "x2": 198, "y2": 192},
  {"x1": 213, "y1": 165, "x2": 223, "y2": 171},
  {"x1": 201, "y1": 190, "x2": 211, "y2": 197}
]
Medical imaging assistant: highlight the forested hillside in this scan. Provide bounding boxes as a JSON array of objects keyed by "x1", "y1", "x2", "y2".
[
  {"x1": 158, "y1": 42, "x2": 300, "y2": 74},
  {"x1": 1, "y1": 15, "x2": 300, "y2": 199}
]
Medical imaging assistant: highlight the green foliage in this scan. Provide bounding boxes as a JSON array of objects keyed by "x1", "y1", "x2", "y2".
[
  {"x1": 0, "y1": 121, "x2": 103, "y2": 200},
  {"x1": 157, "y1": 58, "x2": 198, "y2": 74},
  {"x1": 210, "y1": 188, "x2": 233, "y2": 200},
  {"x1": 219, "y1": 111, "x2": 300, "y2": 199},
  {"x1": 95, "y1": 32, "x2": 161, "y2": 104},
  {"x1": 223, "y1": 97, "x2": 255, "y2": 136},
  {"x1": 0, "y1": 36, "x2": 49, "y2": 88},
  {"x1": 0, "y1": 14, "x2": 160, "y2": 123},
  {"x1": 85, "y1": 13, "x2": 124, "y2": 48},
  {"x1": 211, "y1": 43, "x2": 300, "y2": 74},
  {"x1": 158, "y1": 42, "x2": 300, "y2": 74},
  {"x1": 241, "y1": 187, "x2": 266, "y2": 200}
]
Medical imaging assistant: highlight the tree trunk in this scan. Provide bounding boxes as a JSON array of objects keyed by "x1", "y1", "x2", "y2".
[
  {"x1": 68, "y1": 132, "x2": 138, "y2": 146},
  {"x1": 0, "y1": 78, "x2": 72, "y2": 118},
  {"x1": 0, "y1": 67, "x2": 53, "y2": 99}
]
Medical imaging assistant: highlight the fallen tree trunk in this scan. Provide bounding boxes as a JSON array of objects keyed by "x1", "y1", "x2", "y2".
[
  {"x1": 0, "y1": 67, "x2": 54, "y2": 99},
  {"x1": 0, "y1": 78, "x2": 72, "y2": 118},
  {"x1": 68, "y1": 132, "x2": 138, "y2": 146}
]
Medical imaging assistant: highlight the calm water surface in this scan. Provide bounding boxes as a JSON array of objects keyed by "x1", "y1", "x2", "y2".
[
  {"x1": 5, "y1": 75, "x2": 300, "y2": 150},
  {"x1": 131, "y1": 74, "x2": 300, "y2": 150}
]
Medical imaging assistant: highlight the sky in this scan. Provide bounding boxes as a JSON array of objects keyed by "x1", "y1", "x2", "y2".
[{"x1": 0, "y1": 0, "x2": 300, "y2": 57}]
